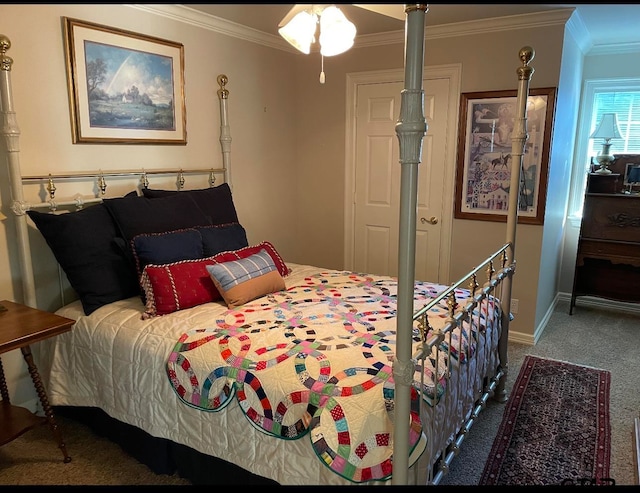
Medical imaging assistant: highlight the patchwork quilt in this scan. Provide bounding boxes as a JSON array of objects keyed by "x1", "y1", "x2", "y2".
[
  {"x1": 40, "y1": 263, "x2": 501, "y2": 485},
  {"x1": 167, "y1": 269, "x2": 496, "y2": 482}
]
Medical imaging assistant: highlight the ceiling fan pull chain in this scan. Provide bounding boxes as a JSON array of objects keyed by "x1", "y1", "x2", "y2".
[{"x1": 319, "y1": 55, "x2": 325, "y2": 84}]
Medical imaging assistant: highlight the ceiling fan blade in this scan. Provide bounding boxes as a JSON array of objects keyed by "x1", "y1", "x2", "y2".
[
  {"x1": 353, "y1": 4, "x2": 406, "y2": 21},
  {"x1": 278, "y1": 4, "x2": 310, "y2": 28}
]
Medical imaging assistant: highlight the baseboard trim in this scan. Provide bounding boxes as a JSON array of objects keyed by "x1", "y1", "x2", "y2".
[
  {"x1": 508, "y1": 292, "x2": 561, "y2": 346},
  {"x1": 510, "y1": 292, "x2": 639, "y2": 347},
  {"x1": 557, "y1": 292, "x2": 640, "y2": 315},
  {"x1": 507, "y1": 330, "x2": 534, "y2": 345},
  {"x1": 635, "y1": 417, "x2": 640, "y2": 485}
]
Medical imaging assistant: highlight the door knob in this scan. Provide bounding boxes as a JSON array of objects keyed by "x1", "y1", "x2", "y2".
[{"x1": 420, "y1": 216, "x2": 438, "y2": 225}]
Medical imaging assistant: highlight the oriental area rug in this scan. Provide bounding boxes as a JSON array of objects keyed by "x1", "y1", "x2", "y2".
[{"x1": 480, "y1": 355, "x2": 612, "y2": 486}]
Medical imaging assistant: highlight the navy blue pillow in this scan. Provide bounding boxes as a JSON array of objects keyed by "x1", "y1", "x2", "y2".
[
  {"x1": 27, "y1": 205, "x2": 140, "y2": 315},
  {"x1": 132, "y1": 228, "x2": 204, "y2": 278},
  {"x1": 103, "y1": 192, "x2": 213, "y2": 283},
  {"x1": 198, "y1": 222, "x2": 249, "y2": 257},
  {"x1": 141, "y1": 183, "x2": 239, "y2": 225},
  {"x1": 103, "y1": 192, "x2": 212, "y2": 243}
]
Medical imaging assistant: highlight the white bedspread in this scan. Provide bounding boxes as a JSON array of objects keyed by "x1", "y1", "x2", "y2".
[{"x1": 34, "y1": 263, "x2": 501, "y2": 485}]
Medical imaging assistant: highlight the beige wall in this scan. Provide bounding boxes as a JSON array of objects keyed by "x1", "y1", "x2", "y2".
[
  {"x1": 0, "y1": 4, "x2": 301, "y2": 405},
  {"x1": 289, "y1": 24, "x2": 568, "y2": 343},
  {"x1": 0, "y1": 4, "x2": 300, "y2": 299},
  {"x1": 0, "y1": 5, "x2": 571, "y2": 406}
]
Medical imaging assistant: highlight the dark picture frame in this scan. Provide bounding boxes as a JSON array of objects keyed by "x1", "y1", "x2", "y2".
[
  {"x1": 63, "y1": 17, "x2": 187, "y2": 144},
  {"x1": 454, "y1": 87, "x2": 556, "y2": 224}
]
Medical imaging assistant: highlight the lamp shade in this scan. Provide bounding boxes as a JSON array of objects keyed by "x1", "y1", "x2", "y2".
[
  {"x1": 590, "y1": 113, "x2": 622, "y2": 141},
  {"x1": 278, "y1": 9, "x2": 317, "y2": 55},
  {"x1": 278, "y1": 5, "x2": 356, "y2": 57},
  {"x1": 319, "y1": 6, "x2": 356, "y2": 56}
]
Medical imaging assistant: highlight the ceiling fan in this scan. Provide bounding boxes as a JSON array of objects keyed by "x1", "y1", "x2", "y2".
[
  {"x1": 277, "y1": 4, "x2": 406, "y2": 82},
  {"x1": 352, "y1": 4, "x2": 406, "y2": 20}
]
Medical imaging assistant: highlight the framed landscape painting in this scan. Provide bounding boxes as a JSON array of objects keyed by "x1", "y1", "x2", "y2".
[
  {"x1": 63, "y1": 17, "x2": 187, "y2": 144},
  {"x1": 454, "y1": 87, "x2": 556, "y2": 224}
]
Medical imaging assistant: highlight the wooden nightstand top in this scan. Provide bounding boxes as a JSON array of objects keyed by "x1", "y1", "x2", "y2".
[{"x1": 0, "y1": 300, "x2": 74, "y2": 354}]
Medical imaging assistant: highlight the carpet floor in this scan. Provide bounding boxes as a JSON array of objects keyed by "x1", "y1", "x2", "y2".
[{"x1": 480, "y1": 355, "x2": 611, "y2": 485}]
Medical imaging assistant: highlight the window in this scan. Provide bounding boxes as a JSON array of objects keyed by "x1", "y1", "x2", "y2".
[
  {"x1": 589, "y1": 92, "x2": 640, "y2": 156},
  {"x1": 568, "y1": 78, "x2": 640, "y2": 220}
]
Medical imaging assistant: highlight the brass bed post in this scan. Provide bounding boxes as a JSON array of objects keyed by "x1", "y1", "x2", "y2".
[
  {"x1": 0, "y1": 35, "x2": 37, "y2": 308},
  {"x1": 495, "y1": 46, "x2": 535, "y2": 402},
  {"x1": 217, "y1": 74, "x2": 232, "y2": 190},
  {"x1": 392, "y1": 4, "x2": 428, "y2": 486}
]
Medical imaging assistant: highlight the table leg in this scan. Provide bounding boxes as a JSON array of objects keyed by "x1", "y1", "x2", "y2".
[
  {"x1": 20, "y1": 345, "x2": 71, "y2": 463},
  {"x1": 0, "y1": 356, "x2": 11, "y2": 403}
]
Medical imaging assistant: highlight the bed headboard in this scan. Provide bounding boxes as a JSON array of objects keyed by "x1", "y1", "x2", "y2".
[{"x1": 0, "y1": 33, "x2": 233, "y2": 310}]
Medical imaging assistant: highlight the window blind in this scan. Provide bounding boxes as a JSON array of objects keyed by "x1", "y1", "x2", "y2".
[{"x1": 590, "y1": 91, "x2": 640, "y2": 155}]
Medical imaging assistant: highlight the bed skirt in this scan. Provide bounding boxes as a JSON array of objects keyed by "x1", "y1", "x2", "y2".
[{"x1": 54, "y1": 405, "x2": 277, "y2": 485}]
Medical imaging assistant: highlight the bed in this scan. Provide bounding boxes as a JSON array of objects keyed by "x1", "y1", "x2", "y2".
[{"x1": 0, "y1": 6, "x2": 536, "y2": 485}]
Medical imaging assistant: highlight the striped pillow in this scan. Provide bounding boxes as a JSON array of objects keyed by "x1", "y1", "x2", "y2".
[{"x1": 206, "y1": 249, "x2": 285, "y2": 308}]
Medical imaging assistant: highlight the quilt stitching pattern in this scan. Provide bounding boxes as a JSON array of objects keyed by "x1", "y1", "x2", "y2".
[{"x1": 166, "y1": 270, "x2": 496, "y2": 482}]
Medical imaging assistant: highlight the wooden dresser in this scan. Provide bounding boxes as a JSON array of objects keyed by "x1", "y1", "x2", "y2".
[{"x1": 570, "y1": 155, "x2": 640, "y2": 314}]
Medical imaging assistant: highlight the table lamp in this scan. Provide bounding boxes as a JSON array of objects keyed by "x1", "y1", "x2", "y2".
[{"x1": 590, "y1": 113, "x2": 622, "y2": 175}]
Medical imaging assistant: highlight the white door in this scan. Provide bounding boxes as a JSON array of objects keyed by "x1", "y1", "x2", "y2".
[{"x1": 353, "y1": 76, "x2": 451, "y2": 281}]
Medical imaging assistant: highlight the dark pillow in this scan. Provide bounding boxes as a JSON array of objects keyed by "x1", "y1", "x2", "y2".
[
  {"x1": 197, "y1": 222, "x2": 249, "y2": 257},
  {"x1": 132, "y1": 228, "x2": 204, "y2": 280},
  {"x1": 102, "y1": 193, "x2": 212, "y2": 243},
  {"x1": 141, "y1": 183, "x2": 239, "y2": 225},
  {"x1": 27, "y1": 205, "x2": 140, "y2": 315}
]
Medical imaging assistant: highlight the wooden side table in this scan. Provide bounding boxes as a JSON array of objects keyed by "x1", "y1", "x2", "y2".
[{"x1": 0, "y1": 299, "x2": 74, "y2": 462}]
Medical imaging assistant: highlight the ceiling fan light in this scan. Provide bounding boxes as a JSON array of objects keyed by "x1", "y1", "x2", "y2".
[
  {"x1": 278, "y1": 10, "x2": 317, "y2": 55},
  {"x1": 319, "y1": 5, "x2": 356, "y2": 56}
]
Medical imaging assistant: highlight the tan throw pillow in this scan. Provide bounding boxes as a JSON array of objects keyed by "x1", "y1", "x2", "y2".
[{"x1": 206, "y1": 248, "x2": 285, "y2": 308}]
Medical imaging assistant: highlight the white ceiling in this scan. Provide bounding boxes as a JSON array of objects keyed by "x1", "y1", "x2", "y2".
[{"x1": 182, "y1": 4, "x2": 640, "y2": 49}]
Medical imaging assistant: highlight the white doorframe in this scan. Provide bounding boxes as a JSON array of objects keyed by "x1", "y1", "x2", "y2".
[{"x1": 344, "y1": 64, "x2": 462, "y2": 283}]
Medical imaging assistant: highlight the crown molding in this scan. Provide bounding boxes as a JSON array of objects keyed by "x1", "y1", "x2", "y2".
[
  {"x1": 128, "y1": 5, "x2": 575, "y2": 52},
  {"x1": 564, "y1": 6, "x2": 640, "y2": 56},
  {"x1": 420, "y1": 9, "x2": 574, "y2": 42},
  {"x1": 354, "y1": 9, "x2": 574, "y2": 48},
  {"x1": 588, "y1": 41, "x2": 640, "y2": 56},
  {"x1": 127, "y1": 4, "x2": 297, "y2": 52},
  {"x1": 563, "y1": 8, "x2": 593, "y2": 55}
]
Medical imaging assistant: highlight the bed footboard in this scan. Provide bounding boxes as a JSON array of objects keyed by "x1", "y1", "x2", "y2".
[{"x1": 412, "y1": 242, "x2": 515, "y2": 484}]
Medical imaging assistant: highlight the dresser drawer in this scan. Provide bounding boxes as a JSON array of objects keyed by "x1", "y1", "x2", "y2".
[
  {"x1": 573, "y1": 258, "x2": 640, "y2": 303},
  {"x1": 581, "y1": 195, "x2": 640, "y2": 242},
  {"x1": 577, "y1": 239, "x2": 640, "y2": 267}
]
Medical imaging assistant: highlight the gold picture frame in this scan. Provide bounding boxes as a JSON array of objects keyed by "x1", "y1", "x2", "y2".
[
  {"x1": 63, "y1": 17, "x2": 187, "y2": 145},
  {"x1": 454, "y1": 87, "x2": 556, "y2": 224}
]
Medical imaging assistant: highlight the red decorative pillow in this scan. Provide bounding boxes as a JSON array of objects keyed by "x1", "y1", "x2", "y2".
[
  {"x1": 141, "y1": 241, "x2": 290, "y2": 318},
  {"x1": 140, "y1": 258, "x2": 221, "y2": 318}
]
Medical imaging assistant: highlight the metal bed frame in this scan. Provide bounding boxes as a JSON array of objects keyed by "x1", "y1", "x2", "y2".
[{"x1": 0, "y1": 4, "x2": 535, "y2": 484}]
